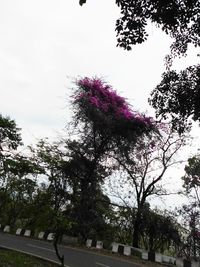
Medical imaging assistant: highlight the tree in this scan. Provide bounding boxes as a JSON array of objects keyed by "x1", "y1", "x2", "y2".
[
  {"x1": 111, "y1": 126, "x2": 185, "y2": 248},
  {"x1": 141, "y1": 208, "x2": 181, "y2": 253},
  {"x1": 62, "y1": 138, "x2": 118, "y2": 241},
  {"x1": 177, "y1": 155, "x2": 200, "y2": 261},
  {"x1": 78, "y1": 2, "x2": 199, "y2": 133},
  {"x1": 182, "y1": 155, "x2": 200, "y2": 204},
  {"x1": 149, "y1": 64, "x2": 200, "y2": 134},
  {"x1": 22, "y1": 183, "x2": 54, "y2": 230},
  {"x1": 29, "y1": 139, "x2": 73, "y2": 267},
  {"x1": 0, "y1": 114, "x2": 22, "y2": 152},
  {"x1": 105, "y1": 203, "x2": 181, "y2": 253},
  {"x1": 29, "y1": 139, "x2": 73, "y2": 230},
  {"x1": 0, "y1": 114, "x2": 46, "y2": 230},
  {"x1": 68, "y1": 77, "x2": 157, "y2": 240},
  {"x1": 72, "y1": 77, "x2": 156, "y2": 143},
  {"x1": 0, "y1": 114, "x2": 22, "y2": 183},
  {"x1": 2, "y1": 176, "x2": 38, "y2": 228},
  {"x1": 110, "y1": 205, "x2": 136, "y2": 245},
  {"x1": 79, "y1": 0, "x2": 200, "y2": 56},
  {"x1": 178, "y1": 204, "x2": 200, "y2": 261},
  {"x1": 0, "y1": 151, "x2": 43, "y2": 228}
]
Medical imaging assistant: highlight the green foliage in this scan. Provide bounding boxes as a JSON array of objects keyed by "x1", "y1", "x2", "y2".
[
  {"x1": 0, "y1": 114, "x2": 22, "y2": 182},
  {"x1": 28, "y1": 140, "x2": 73, "y2": 231},
  {"x1": 179, "y1": 155, "x2": 200, "y2": 260},
  {"x1": 183, "y1": 156, "x2": 200, "y2": 193},
  {"x1": 178, "y1": 205, "x2": 200, "y2": 260},
  {"x1": 0, "y1": 114, "x2": 22, "y2": 151},
  {"x1": 0, "y1": 176, "x2": 38, "y2": 227},
  {"x1": 149, "y1": 65, "x2": 200, "y2": 134},
  {"x1": 114, "y1": 126, "x2": 185, "y2": 247},
  {"x1": 79, "y1": 1, "x2": 200, "y2": 56},
  {"x1": 63, "y1": 140, "x2": 112, "y2": 240},
  {"x1": 79, "y1": 0, "x2": 86, "y2": 6},
  {"x1": 115, "y1": 0, "x2": 200, "y2": 55},
  {"x1": 0, "y1": 115, "x2": 42, "y2": 228},
  {"x1": 110, "y1": 206, "x2": 134, "y2": 244},
  {"x1": 0, "y1": 107, "x2": 184, "y2": 256},
  {"x1": 141, "y1": 209, "x2": 181, "y2": 253},
  {"x1": 3, "y1": 155, "x2": 42, "y2": 178},
  {"x1": 109, "y1": 205, "x2": 181, "y2": 253}
]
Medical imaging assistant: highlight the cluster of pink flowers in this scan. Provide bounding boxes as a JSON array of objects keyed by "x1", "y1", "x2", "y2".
[{"x1": 76, "y1": 77, "x2": 153, "y2": 127}]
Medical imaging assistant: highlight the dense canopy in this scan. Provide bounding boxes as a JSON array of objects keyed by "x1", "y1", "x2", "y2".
[
  {"x1": 149, "y1": 64, "x2": 200, "y2": 133},
  {"x1": 73, "y1": 77, "x2": 156, "y2": 142},
  {"x1": 80, "y1": 0, "x2": 200, "y2": 55}
]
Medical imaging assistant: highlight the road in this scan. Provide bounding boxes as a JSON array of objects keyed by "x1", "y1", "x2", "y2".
[{"x1": 0, "y1": 233, "x2": 140, "y2": 267}]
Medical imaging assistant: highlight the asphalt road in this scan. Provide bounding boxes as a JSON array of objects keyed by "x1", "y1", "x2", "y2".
[{"x1": 0, "y1": 232, "x2": 140, "y2": 267}]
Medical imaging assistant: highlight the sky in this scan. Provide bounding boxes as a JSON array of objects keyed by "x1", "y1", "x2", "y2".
[{"x1": 0, "y1": 0, "x2": 199, "y2": 208}]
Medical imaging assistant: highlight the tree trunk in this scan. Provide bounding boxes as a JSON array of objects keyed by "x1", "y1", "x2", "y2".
[
  {"x1": 53, "y1": 234, "x2": 64, "y2": 267},
  {"x1": 132, "y1": 212, "x2": 142, "y2": 248},
  {"x1": 79, "y1": 174, "x2": 98, "y2": 241},
  {"x1": 79, "y1": 179, "x2": 89, "y2": 241}
]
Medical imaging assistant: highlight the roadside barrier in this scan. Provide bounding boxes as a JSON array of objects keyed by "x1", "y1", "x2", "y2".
[
  {"x1": 3, "y1": 225, "x2": 10, "y2": 233},
  {"x1": 96, "y1": 241, "x2": 103, "y2": 249},
  {"x1": 112, "y1": 242, "x2": 177, "y2": 265},
  {"x1": 0, "y1": 226, "x2": 193, "y2": 266},
  {"x1": 24, "y1": 230, "x2": 31, "y2": 237},
  {"x1": 112, "y1": 242, "x2": 142, "y2": 257},
  {"x1": 47, "y1": 233, "x2": 54, "y2": 241},
  {"x1": 86, "y1": 239, "x2": 103, "y2": 249},
  {"x1": 38, "y1": 231, "x2": 45, "y2": 239},
  {"x1": 16, "y1": 228, "x2": 22, "y2": 235},
  {"x1": 176, "y1": 258, "x2": 200, "y2": 267},
  {"x1": 86, "y1": 239, "x2": 92, "y2": 248}
]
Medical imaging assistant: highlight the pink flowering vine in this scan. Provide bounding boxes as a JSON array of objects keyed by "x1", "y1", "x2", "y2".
[{"x1": 74, "y1": 77, "x2": 155, "y2": 129}]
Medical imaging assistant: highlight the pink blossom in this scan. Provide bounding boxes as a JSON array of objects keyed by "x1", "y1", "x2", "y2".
[
  {"x1": 133, "y1": 114, "x2": 145, "y2": 123},
  {"x1": 74, "y1": 92, "x2": 86, "y2": 100},
  {"x1": 76, "y1": 77, "x2": 155, "y2": 128},
  {"x1": 77, "y1": 78, "x2": 91, "y2": 89},
  {"x1": 143, "y1": 116, "x2": 154, "y2": 126},
  {"x1": 117, "y1": 108, "x2": 133, "y2": 119},
  {"x1": 89, "y1": 96, "x2": 100, "y2": 107},
  {"x1": 101, "y1": 103, "x2": 109, "y2": 112}
]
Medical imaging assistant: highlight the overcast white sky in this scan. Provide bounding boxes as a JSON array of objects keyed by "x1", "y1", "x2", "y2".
[{"x1": 1, "y1": 0, "x2": 200, "y2": 208}]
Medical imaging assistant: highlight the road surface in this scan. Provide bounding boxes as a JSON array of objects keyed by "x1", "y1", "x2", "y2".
[{"x1": 0, "y1": 232, "x2": 140, "y2": 267}]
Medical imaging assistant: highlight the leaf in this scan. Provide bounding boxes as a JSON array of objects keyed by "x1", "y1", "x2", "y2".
[{"x1": 79, "y1": 0, "x2": 86, "y2": 6}]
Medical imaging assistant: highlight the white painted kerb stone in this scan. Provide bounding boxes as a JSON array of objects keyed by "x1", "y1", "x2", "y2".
[
  {"x1": 86, "y1": 239, "x2": 92, "y2": 248},
  {"x1": 142, "y1": 251, "x2": 148, "y2": 260},
  {"x1": 124, "y1": 246, "x2": 131, "y2": 256},
  {"x1": 38, "y1": 231, "x2": 45, "y2": 239},
  {"x1": 47, "y1": 233, "x2": 54, "y2": 241},
  {"x1": 112, "y1": 243, "x2": 118, "y2": 253},
  {"x1": 24, "y1": 230, "x2": 31, "y2": 237},
  {"x1": 3, "y1": 225, "x2": 10, "y2": 233},
  {"x1": 96, "y1": 241, "x2": 103, "y2": 249},
  {"x1": 16, "y1": 228, "x2": 22, "y2": 235},
  {"x1": 155, "y1": 253, "x2": 162, "y2": 263}
]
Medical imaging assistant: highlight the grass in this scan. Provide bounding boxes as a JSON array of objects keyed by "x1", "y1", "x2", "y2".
[{"x1": 0, "y1": 249, "x2": 59, "y2": 267}]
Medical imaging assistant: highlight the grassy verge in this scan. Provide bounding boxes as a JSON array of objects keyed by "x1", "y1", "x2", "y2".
[{"x1": 0, "y1": 248, "x2": 59, "y2": 267}]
